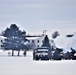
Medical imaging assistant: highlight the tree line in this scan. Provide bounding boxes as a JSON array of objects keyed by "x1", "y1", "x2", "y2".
[{"x1": 2, "y1": 23, "x2": 76, "y2": 60}]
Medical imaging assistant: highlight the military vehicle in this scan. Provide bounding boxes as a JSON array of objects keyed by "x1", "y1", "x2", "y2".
[{"x1": 33, "y1": 47, "x2": 50, "y2": 60}]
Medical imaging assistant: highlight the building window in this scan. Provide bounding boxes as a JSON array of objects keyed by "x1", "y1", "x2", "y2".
[
  {"x1": 37, "y1": 45, "x2": 39, "y2": 47},
  {"x1": 1, "y1": 40, "x2": 3, "y2": 42},
  {"x1": 32, "y1": 40, "x2": 34, "y2": 43},
  {"x1": 37, "y1": 40, "x2": 39, "y2": 43}
]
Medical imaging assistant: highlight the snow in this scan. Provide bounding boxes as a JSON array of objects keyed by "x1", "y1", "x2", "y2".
[
  {"x1": 0, "y1": 50, "x2": 76, "y2": 75},
  {"x1": 54, "y1": 35, "x2": 72, "y2": 49},
  {"x1": 54, "y1": 34, "x2": 76, "y2": 53}
]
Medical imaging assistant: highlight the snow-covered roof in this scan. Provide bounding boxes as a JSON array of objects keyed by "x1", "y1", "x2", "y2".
[
  {"x1": 26, "y1": 37, "x2": 40, "y2": 40},
  {"x1": 26, "y1": 35, "x2": 45, "y2": 40},
  {"x1": 0, "y1": 36, "x2": 6, "y2": 39}
]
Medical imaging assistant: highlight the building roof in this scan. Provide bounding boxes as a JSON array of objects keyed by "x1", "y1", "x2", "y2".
[
  {"x1": 0, "y1": 36, "x2": 6, "y2": 39},
  {"x1": 26, "y1": 37, "x2": 40, "y2": 40},
  {"x1": 26, "y1": 35, "x2": 46, "y2": 40}
]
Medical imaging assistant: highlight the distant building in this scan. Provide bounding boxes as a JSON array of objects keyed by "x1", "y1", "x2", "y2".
[
  {"x1": 27, "y1": 35, "x2": 56, "y2": 50},
  {"x1": 0, "y1": 35, "x2": 56, "y2": 50},
  {"x1": 27, "y1": 35, "x2": 45, "y2": 49}
]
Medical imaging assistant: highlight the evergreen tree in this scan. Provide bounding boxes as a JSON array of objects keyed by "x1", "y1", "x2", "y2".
[
  {"x1": 1, "y1": 24, "x2": 28, "y2": 56},
  {"x1": 42, "y1": 35, "x2": 50, "y2": 47},
  {"x1": 52, "y1": 48, "x2": 63, "y2": 60}
]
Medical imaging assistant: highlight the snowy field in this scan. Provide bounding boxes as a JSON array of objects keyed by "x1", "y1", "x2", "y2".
[{"x1": 0, "y1": 50, "x2": 76, "y2": 75}]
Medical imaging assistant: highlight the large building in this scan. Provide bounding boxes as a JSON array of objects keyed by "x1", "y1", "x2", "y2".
[
  {"x1": 27, "y1": 35, "x2": 56, "y2": 49},
  {"x1": 27, "y1": 35, "x2": 45, "y2": 49}
]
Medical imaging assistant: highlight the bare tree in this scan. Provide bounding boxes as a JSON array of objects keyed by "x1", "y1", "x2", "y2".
[{"x1": 52, "y1": 31, "x2": 60, "y2": 39}]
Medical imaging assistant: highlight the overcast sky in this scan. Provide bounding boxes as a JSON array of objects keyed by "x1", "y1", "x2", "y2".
[{"x1": 0, "y1": 0, "x2": 76, "y2": 36}]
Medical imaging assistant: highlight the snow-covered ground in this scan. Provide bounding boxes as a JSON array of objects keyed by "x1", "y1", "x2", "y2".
[{"x1": 0, "y1": 50, "x2": 76, "y2": 75}]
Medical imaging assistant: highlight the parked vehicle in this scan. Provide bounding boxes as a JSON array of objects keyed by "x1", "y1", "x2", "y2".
[{"x1": 33, "y1": 47, "x2": 50, "y2": 60}]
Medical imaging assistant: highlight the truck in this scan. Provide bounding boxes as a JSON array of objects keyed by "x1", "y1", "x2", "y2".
[{"x1": 33, "y1": 47, "x2": 50, "y2": 60}]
